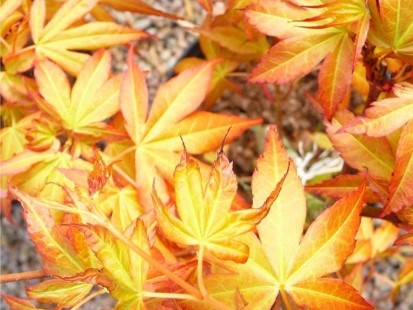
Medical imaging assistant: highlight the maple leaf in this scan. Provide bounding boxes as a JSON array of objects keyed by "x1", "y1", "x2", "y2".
[
  {"x1": 395, "y1": 229, "x2": 413, "y2": 246},
  {"x1": 317, "y1": 32, "x2": 355, "y2": 118},
  {"x1": 110, "y1": 48, "x2": 262, "y2": 207},
  {"x1": 0, "y1": 72, "x2": 37, "y2": 107},
  {"x1": 57, "y1": 165, "x2": 145, "y2": 234},
  {"x1": 153, "y1": 150, "x2": 285, "y2": 264},
  {"x1": 97, "y1": 184, "x2": 145, "y2": 232},
  {"x1": 0, "y1": 0, "x2": 22, "y2": 25},
  {"x1": 251, "y1": 126, "x2": 306, "y2": 282},
  {"x1": 249, "y1": 28, "x2": 345, "y2": 84},
  {"x1": 0, "y1": 0, "x2": 27, "y2": 60},
  {"x1": 346, "y1": 218, "x2": 399, "y2": 264},
  {"x1": 391, "y1": 258, "x2": 413, "y2": 301},
  {"x1": 182, "y1": 172, "x2": 371, "y2": 309},
  {"x1": 1, "y1": 294, "x2": 41, "y2": 310},
  {"x1": 6, "y1": 148, "x2": 91, "y2": 203},
  {"x1": 198, "y1": 25, "x2": 269, "y2": 60},
  {"x1": 344, "y1": 85, "x2": 413, "y2": 137},
  {"x1": 249, "y1": 28, "x2": 353, "y2": 120},
  {"x1": 34, "y1": 49, "x2": 121, "y2": 137},
  {"x1": 245, "y1": 0, "x2": 323, "y2": 39},
  {"x1": 210, "y1": 126, "x2": 372, "y2": 309},
  {"x1": 306, "y1": 173, "x2": 382, "y2": 204},
  {"x1": 368, "y1": 0, "x2": 413, "y2": 63},
  {"x1": 287, "y1": 278, "x2": 371, "y2": 309},
  {"x1": 174, "y1": 36, "x2": 241, "y2": 109},
  {"x1": 9, "y1": 187, "x2": 98, "y2": 277},
  {"x1": 381, "y1": 119, "x2": 413, "y2": 216},
  {"x1": 344, "y1": 263, "x2": 365, "y2": 293},
  {"x1": 0, "y1": 113, "x2": 36, "y2": 163},
  {"x1": 0, "y1": 141, "x2": 59, "y2": 177},
  {"x1": 179, "y1": 233, "x2": 282, "y2": 310},
  {"x1": 193, "y1": 6, "x2": 270, "y2": 62},
  {"x1": 7, "y1": 186, "x2": 152, "y2": 308},
  {"x1": 326, "y1": 110, "x2": 395, "y2": 181},
  {"x1": 74, "y1": 219, "x2": 150, "y2": 307},
  {"x1": 297, "y1": 0, "x2": 369, "y2": 29},
  {"x1": 3, "y1": 0, "x2": 148, "y2": 75},
  {"x1": 8, "y1": 187, "x2": 151, "y2": 308},
  {"x1": 25, "y1": 116, "x2": 60, "y2": 151},
  {"x1": 334, "y1": 99, "x2": 413, "y2": 217},
  {"x1": 26, "y1": 280, "x2": 93, "y2": 308},
  {"x1": 396, "y1": 204, "x2": 413, "y2": 230},
  {"x1": 246, "y1": 0, "x2": 370, "y2": 119},
  {"x1": 0, "y1": 113, "x2": 36, "y2": 220}
]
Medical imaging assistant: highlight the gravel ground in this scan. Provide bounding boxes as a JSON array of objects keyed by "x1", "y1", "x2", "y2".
[{"x1": 1, "y1": 1, "x2": 413, "y2": 309}]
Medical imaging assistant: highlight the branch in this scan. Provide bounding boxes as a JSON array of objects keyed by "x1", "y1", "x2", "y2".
[{"x1": 0, "y1": 270, "x2": 46, "y2": 283}]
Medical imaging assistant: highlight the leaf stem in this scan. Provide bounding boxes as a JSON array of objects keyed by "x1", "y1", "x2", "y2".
[
  {"x1": 113, "y1": 165, "x2": 139, "y2": 188},
  {"x1": 109, "y1": 145, "x2": 137, "y2": 163},
  {"x1": 74, "y1": 201, "x2": 205, "y2": 301},
  {"x1": 104, "y1": 220, "x2": 203, "y2": 299},
  {"x1": 373, "y1": 48, "x2": 392, "y2": 59},
  {"x1": 8, "y1": 44, "x2": 35, "y2": 56},
  {"x1": 0, "y1": 270, "x2": 46, "y2": 283},
  {"x1": 106, "y1": 224, "x2": 233, "y2": 309},
  {"x1": 280, "y1": 287, "x2": 295, "y2": 310},
  {"x1": 71, "y1": 288, "x2": 107, "y2": 310},
  {"x1": 227, "y1": 72, "x2": 249, "y2": 78},
  {"x1": 0, "y1": 36, "x2": 11, "y2": 53},
  {"x1": 197, "y1": 245, "x2": 208, "y2": 297},
  {"x1": 142, "y1": 291, "x2": 198, "y2": 300},
  {"x1": 105, "y1": 222, "x2": 232, "y2": 310}
]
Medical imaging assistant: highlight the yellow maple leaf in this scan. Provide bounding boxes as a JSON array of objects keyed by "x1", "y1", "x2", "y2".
[{"x1": 153, "y1": 150, "x2": 287, "y2": 264}]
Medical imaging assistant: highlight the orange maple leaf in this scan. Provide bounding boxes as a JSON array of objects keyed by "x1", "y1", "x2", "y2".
[
  {"x1": 183, "y1": 127, "x2": 373, "y2": 309},
  {"x1": 246, "y1": 0, "x2": 370, "y2": 119},
  {"x1": 106, "y1": 47, "x2": 262, "y2": 207}
]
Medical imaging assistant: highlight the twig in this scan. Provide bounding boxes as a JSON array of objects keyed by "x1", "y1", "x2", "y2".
[
  {"x1": 142, "y1": 291, "x2": 198, "y2": 300},
  {"x1": 0, "y1": 270, "x2": 46, "y2": 283},
  {"x1": 71, "y1": 288, "x2": 107, "y2": 310}
]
